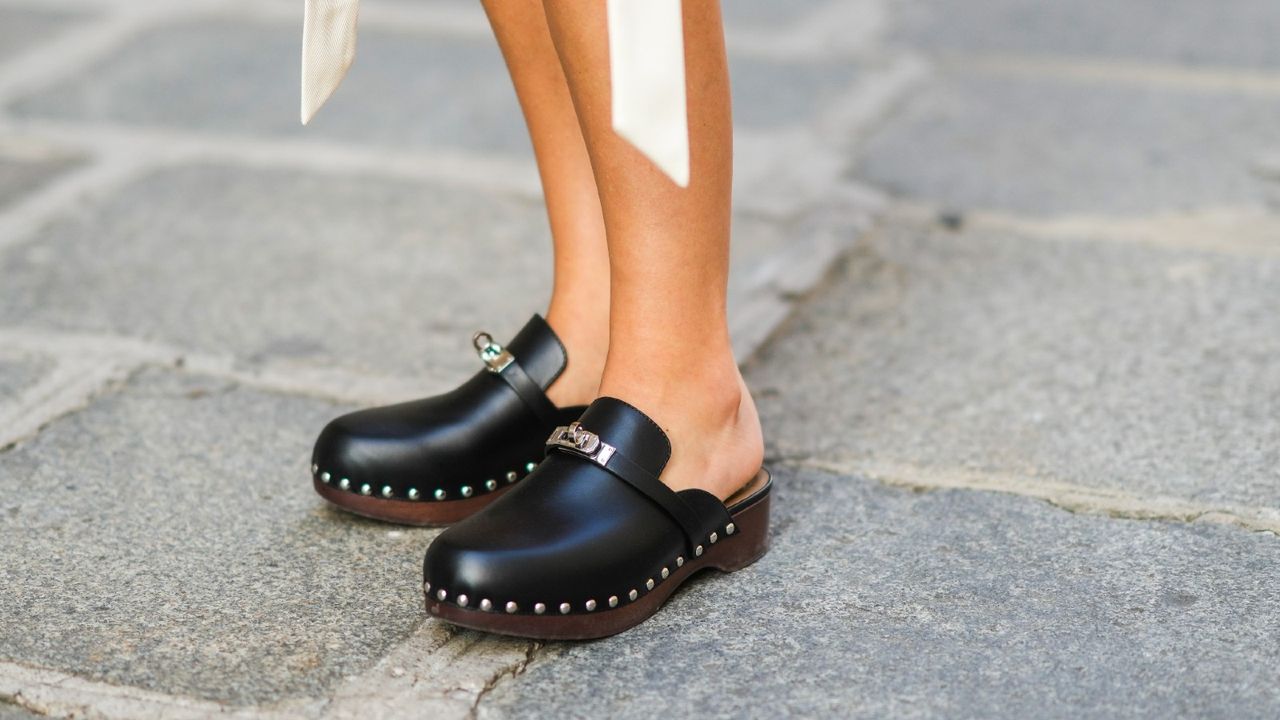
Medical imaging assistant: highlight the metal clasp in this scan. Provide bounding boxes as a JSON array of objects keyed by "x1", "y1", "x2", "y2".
[
  {"x1": 472, "y1": 331, "x2": 514, "y2": 373},
  {"x1": 546, "y1": 422, "x2": 616, "y2": 466}
]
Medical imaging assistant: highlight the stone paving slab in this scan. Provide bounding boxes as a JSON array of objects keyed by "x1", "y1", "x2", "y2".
[
  {"x1": 15, "y1": 18, "x2": 537, "y2": 156},
  {"x1": 479, "y1": 466, "x2": 1280, "y2": 719},
  {"x1": 0, "y1": 702, "x2": 42, "y2": 720},
  {"x1": 891, "y1": 0, "x2": 1280, "y2": 70},
  {"x1": 726, "y1": 54, "x2": 863, "y2": 130},
  {"x1": 0, "y1": 6, "x2": 85, "y2": 65},
  {"x1": 0, "y1": 368, "x2": 445, "y2": 705},
  {"x1": 0, "y1": 350, "x2": 50, "y2": 406},
  {"x1": 0, "y1": 138, "x2": 85, "y2": 210},
  {"x1": 745, "y1": 223, "x2": 1280, "y2": 510},
  {"x1": 8, "y1": 16, "x2": 864, "y2": 154},
  {"x1": 855, "y1": 71, "x2": 1280, "y2": 215},
  {"x1": 0, "y1": 162, "x2": 552, "y2": 383},
  {"x1": 722, "y1": 0, "x2": 835, "y2": 28},
  {"x1": 0, "y1": 161, "x2": 792, "y2": 384}
]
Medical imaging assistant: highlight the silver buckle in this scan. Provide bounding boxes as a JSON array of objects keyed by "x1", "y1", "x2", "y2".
[
  {"x1": 546, "y1": 422, "x2": 616, "y2": 466},
  {"x1": 472, "y1": 331, "x2": 514, "y2": 373}
]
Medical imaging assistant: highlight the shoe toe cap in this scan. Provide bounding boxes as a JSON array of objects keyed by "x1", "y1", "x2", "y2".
[
  {"x1": 312, "y1": 405, "x2": 431, "y2": 483},
  {"x1": 421, "y1": 477, "x2": 682, "y2": 609}
]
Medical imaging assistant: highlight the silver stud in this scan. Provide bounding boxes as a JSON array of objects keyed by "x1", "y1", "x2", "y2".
[
  {"x1": 710, "y1": 532, "x2": 719, "y2": 544},
  {"x1": 381, "y1": 486, "x2": 393, "y2": 498},
  {"x1": 408, "y1": 488, "x2": 420, "y2": 500},
  {"x1": 676, "y1": 556, "x2": 684, "y2": 567},
  {"x1": 485, "y1": 479, "x2": 498, "y2": 492},
  {"x1": 559, "y1": 602, "x2": 571, "y2": 615},
  {"x1": 461, "y1": 485, "x2": 473, "y2": 498},
  {"x1": 480, "y1": 598, "x2": 493, "y2": 612},
  {"x1": 725, "y1": 522, "x2": 736, "y2": 535},
  {"x1": 584, "y1": 599, "x2": 596, "y2": 611},
  {"x1": 434, "y1": 488, "x2": 446, "y2": 501},
  {"x1": 506, "y1": 471, "x2": 518, "y2": 483},
  {"x1": 506, "y1": 601, "x2": 518, "y2": 614},
  {"x1": 695, "y1": 545, "x2": 704, "y2": 557},
  {"x1": 423, "y1": 581, "x2": 431, "y2": 593},
  {"x1": 319, "y1": 471, "x2": 330, "y2": 482},
  {"x1": 359, "y1": 483, "x2": 372, "y2": 496},
  {"x1": 646, "y1": 578, "x2": 655, "y2": 591},
  {"x1": 608, "y1": 595, "x2": 619, "y2": 608},
  {"x1": 525, "y1": 461, "x2": 537, "y2": 473},
  {"x1": 437, "y1": 589, "x2": 447, "y2": 601},
  {"x1": 457, "y1": 594, "x2": 469, "y2": 607},
  {"x1": 628, "y1": 589, "x2": 638, "y2": 601},
  {"x1": 534, "y1": 603, "x2": 546, "y2": 615},
  {"x1": 313, "y1": 464, "x2": 320, "y2": 474},
  {"x1": 338, "y1": 478, "x2": 350, "y2": 490},
  {"x1": 661, "y1": 567, "x2": 669, "y2": 579}
]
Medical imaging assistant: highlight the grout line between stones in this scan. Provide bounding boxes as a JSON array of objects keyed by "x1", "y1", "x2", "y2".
[
  {"x1": 0, "y1": 352, "x2": 145, "y2": 452},
  {"x1": 788, "y1": 454, "x2": 1280, "y2": 537},
  {"x1": 941, "y1": 51, "x2": 1280, "y2": 96},
  {"x1": 0, "y1": 148, "x2": 155, "y2": 254},
  {"x1": 884, "y1": 200, "x2": 1280, "y2": 258},
  {"x1": 0, "y1": 1, "x2": 213, "y2": 107},
  {"x1": 0, "y1": 659, "x2": 320, "y2": 720},
  {"x1": 317, "y1": 625, "x2": 546, "y2": 720},
  {"x1": 466, "y1": 640, "x2": 541, "y2": 720},
  {"x1": 0, "y1": 117, "x2": 545, "y2": 203}
]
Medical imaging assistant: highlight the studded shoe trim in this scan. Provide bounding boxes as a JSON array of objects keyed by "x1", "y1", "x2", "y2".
[
  {"x1": 312, "y1": 461, "x2": 539, "y2": 502},
  {"x1": 425, "y1": 523, "x2": 736, "y2": 617}
]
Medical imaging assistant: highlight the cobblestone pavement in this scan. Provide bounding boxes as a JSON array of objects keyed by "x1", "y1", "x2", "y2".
[{"x1": 1, "y1": 0, "x2": 1277, "y2": 718}]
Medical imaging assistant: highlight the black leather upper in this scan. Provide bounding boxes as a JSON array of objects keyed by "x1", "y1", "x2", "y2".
[
  {"x1": 311, "y1": 315, "x2": 584, "y2": 501},
  {"x1": 423, "y1": 397, "x2": 734, "y2": 612}
]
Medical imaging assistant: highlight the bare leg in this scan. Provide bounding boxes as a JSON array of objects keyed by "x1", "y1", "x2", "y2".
[
  {"x1": 541, "y1": 0, "x2": 763, "y2": 499},
  {"x1": 480, "y1": 0, "x2": 609, "y2": 407}
]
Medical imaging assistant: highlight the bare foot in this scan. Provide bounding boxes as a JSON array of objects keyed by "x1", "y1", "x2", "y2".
[
  {"x1": 598, "y1": 361, "x2": 764, "y2": 501},
  {"x1": 544, "y1": 307, "x2": 607, "y2": 408}
]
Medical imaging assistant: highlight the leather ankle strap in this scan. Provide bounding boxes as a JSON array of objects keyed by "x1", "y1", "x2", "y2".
[{"x1": 496, "y1": 358, "x2": 560, "y2": 427}]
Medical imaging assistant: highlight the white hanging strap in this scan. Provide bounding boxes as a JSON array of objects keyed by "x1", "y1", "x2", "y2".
[
  {"x1": 606, "y1": 0, "x2": 690, "y2": 187},
  {"x1": 299, "y1": 0, "x2": 691, "y2": 187},
  {"x1": 300, "y1": 0, "x2": 359, "y2": 125}
]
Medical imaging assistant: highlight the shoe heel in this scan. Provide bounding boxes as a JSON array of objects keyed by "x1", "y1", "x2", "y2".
[{"x1": 710, "y1": 490, "x2": 771, "y2": 572}]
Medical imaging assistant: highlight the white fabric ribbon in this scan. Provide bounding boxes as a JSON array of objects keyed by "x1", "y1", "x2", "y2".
[{"x1": 300, "y1": 0, "x2": 690, "y2": 187}]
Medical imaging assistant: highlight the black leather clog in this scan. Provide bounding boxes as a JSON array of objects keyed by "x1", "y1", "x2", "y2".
[
  {"x1": 422, "y1": 396, "x2": 773, "y2": 639},
  {"x1": 311, "y1": 315, "x2": 587, "y2": 526}
]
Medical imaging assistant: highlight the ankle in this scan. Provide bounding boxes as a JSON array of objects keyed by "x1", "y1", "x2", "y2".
[
  {"x1": 598, "y1": 353, "x2": 764, "y2": 499},
  {"x1": 599, "y1": 354, "x2": 744, "y2": 426},
  {"x1": 544, "y1": 305, "x2": 608, "y2": 407}
]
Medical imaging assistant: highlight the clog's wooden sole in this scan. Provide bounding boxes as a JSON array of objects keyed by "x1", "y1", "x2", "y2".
[
  {"x1": 314, "y1": 477, "x2": 512, "y2": 527},
  {"x1": 426, "y1": 469, "x2": 772, "y2": 639}
]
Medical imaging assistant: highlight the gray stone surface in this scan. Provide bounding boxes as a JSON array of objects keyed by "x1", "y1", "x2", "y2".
[
  {"x1": 9, "y1": 18, "x2": 533, "y2": 157},
  {"x1": 0, "y1": 161, "x2": 794, "y2": 381},
  {"x1": 0, "y1": 702, "x2": 42, "y2": 720},
  {"x1": 0, "y1": 162, "x2": 552, "y2": 381},
  {"x1": 855, "y1": 72, "x2": 1280, "y2": 215},
  {"x1": 9, "y1": 15, "x2": 863, "y2": 151},
  {"x1": 0, "y1": 143, "x2": 85, "y2": 210},
  {"x1": 729, "y1": 55, "x2": 863, "y2": 130},
  {"x1": 0, "y1": 352, "x2": 50, "y2": 405},
  {"x1": 0, "y1": 6, "x2": 84, "y2": 64},
  {"x1": 892, "y1": 0, "x2": 1280, "y2": 70},
  {"x1": 6, "y1": 0, "x2": 1275, "y2": 715},
  {"x1": 722, "y1": 0, "x2": 838, "y2": 29},
  {"x1": 481, "y1": 467, "x2": 1280, "y2": 719},
  {"x1": 0, "y1": 369, "x2": 439, "y2": 704},
  {"x1": 746, "y1": 224, "x2": 1280, "y2": 509}
]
